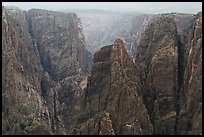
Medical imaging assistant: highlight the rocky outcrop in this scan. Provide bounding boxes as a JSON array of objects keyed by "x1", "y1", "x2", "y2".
[
  {"x1": 135, "y1": 17, "x2": 179, "y2": 135},
  {"x1": 2, "y1": 5, "x2": 201, "y2": 135},
  {"x1": 26, "y1": 9, "x2": 91, "y2": 80},
  {"x1": 176, "y1": 12, "x2": 202, "y2": 135},
  {"x1": 72, "y1": 38, "x2": 153, "y2": 135},
  {"x1": 26, "y1": 9, "x2": 92, "y2": 133},
  {"x1": 2, "y1": 6, "x2": 52, "y2": 135},
  {"x1": 129, "y1": 13, "x2": 193, "y2": 60},
  {"x1": 134, "y1": 12, "x2": 202, "y2": 135},
  {"x1": 161, "y1": 13, "x2": 194, "y2": 35},
  {"x1": 2, "y1": 7, "x2": 92, "y2": 135},
  {"x1": 73, "y1": 10, "x2": 193, "y2": 61}
]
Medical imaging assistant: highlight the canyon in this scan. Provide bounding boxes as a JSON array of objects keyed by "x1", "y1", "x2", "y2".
[{"x1": 2, "y1": 6, "x2": 202, "y2": 135}]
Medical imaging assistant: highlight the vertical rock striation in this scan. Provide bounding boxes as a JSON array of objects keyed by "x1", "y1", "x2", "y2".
[
  {"x1": 177, "y1": 12, "x2": 202, "y2": 135},
  {"x1": 134, "y1": 12, "x2": 202, "y2": 135},
  {"x1": 135, "y1": 17, "x2": 179, "y2": 134},
  {"x1": 2, "y1": 6, "x2": 52, "y2": 135},
  {"x1": 2, "y1": 7, "x2": 92, "y2": 135},
  {"x1": 73, "y1": 38, "x2": 153, "y2": 135},
  {"x1": 2, "y1": 5, "x2": 201, "y2": 135},
  {"x1": 25, "y1": 9, "x2": 92, "y2": 134}
]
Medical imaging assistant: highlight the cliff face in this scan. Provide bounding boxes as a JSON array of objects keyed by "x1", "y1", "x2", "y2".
[
  {"x1": 135, "y1": 17, "x2": 179, "y2": 135},
  {"x1": 73, "y1": 39, "x2": 153, "y2": 135},
  {"x1": 128, "y1": 13, "x2": 193, "y2": 60},
  {"x1": 26, "y1": 9, "x2": 92, "y2": 133},
  {"x1": 2, "y1": 7, "x2": 52, "y2": 135},
  {"x1": 72, "y1": 13, "x2": 201, "y2": 135},
  {"x1": 2, "y1": 7, "x2": 92, "y2": 135},
  {"x1": 177, "y1": 12, "x2": 202, "y2": 135},
  {"x1": 134, "y1": 13, "x2": 202, "y2": 135},
  {"x1": 2, "y1": 5, "x2": 201, "y2": 135},
  {"x1": 26, "y1": 9, "x2": 91, "y2": 80},
  {"x1": 73, "y1": 10, "x2": 193, "y2": 61}
]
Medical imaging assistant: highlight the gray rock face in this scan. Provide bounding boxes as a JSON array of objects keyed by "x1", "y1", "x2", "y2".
[
  {"x1": 135, "y1": 17, "x2": 179, "y2": 135},
  {"x1": 177, "y1": 12, "x2": 202, "y2": 135},
  {"x1": 2, "y1": 7, "x2": 92, "y2": 135},
  {"x1": 2, "y1": 6, "x2": 52, "y2": 135},
  {"x1": 66, "y1": 10, "x2": 193, "y2": 60},
  {"x1": 72, "y1": 38, "x2": 153, "y2": 135},
  {"x1": 134, "y1": 13, "x2": 202, "y2": 135},
  {"x1": 2, "y1": 5, "x2": 201, "y2": 135},
  {"x1": 26, "y1": 9, "x2": 91, "y2": 80}
]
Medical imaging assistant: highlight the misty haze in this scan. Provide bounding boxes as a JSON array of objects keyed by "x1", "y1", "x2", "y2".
[
  {"x1": 2, "y1": 2, "x2": 202, "y2": 135},
  {"x1": 2, "y1": 2, "x2": 202, "y2": 13}
]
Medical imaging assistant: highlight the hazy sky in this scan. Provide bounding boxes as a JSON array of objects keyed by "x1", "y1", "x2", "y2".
[{"x1": 2, "y1": 2, "x2": 202, "y2": 14}]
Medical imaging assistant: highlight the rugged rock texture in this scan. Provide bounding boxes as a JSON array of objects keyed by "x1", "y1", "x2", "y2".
[
  {"x1": 2, "y1": 6, "x2": 52, "y2": 135},
  {"x1": 26, "y1": 9, "x2": 92, "y2": 133},
  {"x1": 134, "y1": 13, "x2": 202, "y2": 135},
  {"x1": 2, "y1": 5, "x2": 201, "y2": 135},
  {"x1": 135, "y1": 17, "x2": 179, "y2": 135},
  {"x1": 69, "y1": 10, "x2": 193, "y2": 61},
  {"x1": 2, "y1": 7, "x2": 92, "y2": 135},
  {"x1": 176, "y1": 12, "x2": 202, "y2": 135},
  {"x1": 26, "y1": 9, "x2": 91, "y2": 79},
  {"x1": 72, "y1": 39, "x2": 153, "y2": 135},
  {"x1": 124, "y1": 13, "x2": 193, "y2": 60},
  {"x1": 132, "y1": 13, "x2": 193, "y2": 57}
]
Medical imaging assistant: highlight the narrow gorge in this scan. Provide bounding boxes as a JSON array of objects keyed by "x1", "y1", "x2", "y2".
[{"x1": 2, "y1": 6, "x2": 202, "y2": 135}]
